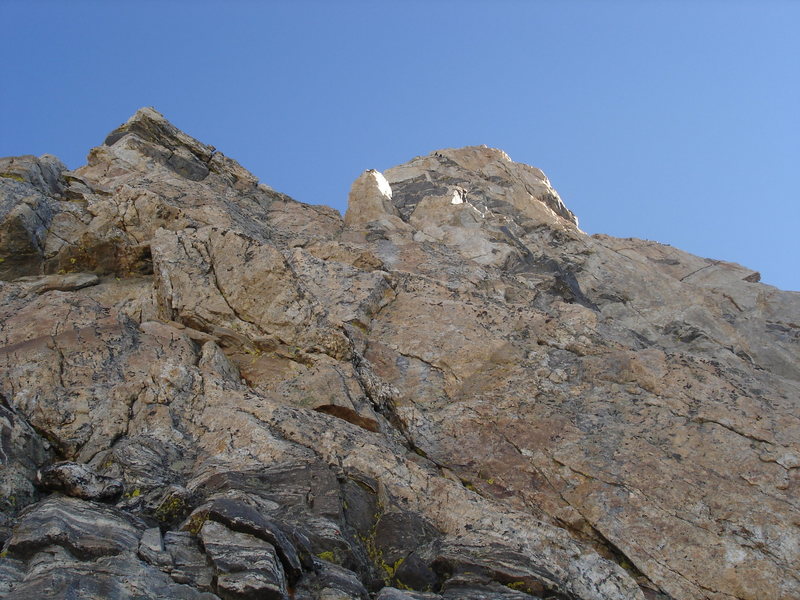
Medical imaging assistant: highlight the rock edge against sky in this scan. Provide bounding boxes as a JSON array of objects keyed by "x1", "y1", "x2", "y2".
[{"x1": 0, "y1": 108, "x2": 798, "y2": 600}]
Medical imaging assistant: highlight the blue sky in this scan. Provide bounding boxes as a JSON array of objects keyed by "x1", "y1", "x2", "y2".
[{"x1": 2, "y1": 1, "x2": 798, "y2": 289}]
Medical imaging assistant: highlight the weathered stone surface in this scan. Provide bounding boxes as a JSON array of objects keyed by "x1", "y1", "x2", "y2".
[
  {"x1": 0, "y1": 557, "x2": 25, "y2": 595},
  {"x1": 4, "y1": 496, "x2": 143, "y2": 560},
  {"x1": 200, "y1": 519, "x2": 288, "y2": 600},
  {"x1": 1, "y1": 109, "x2": 798, "y2": 600},
  {"x1": 35, "y1": 461, "x2": 123, "y2": 501},
  {"x1": 139, "y1": 527, "x2": 215, "y2": 590},
  {"x1": 138, "y1": 526, "x2": 168, "y2": 563},
  {"x1": 163, "y1": 530, "x2": 216, "y2": 590},
  {"x1": 15, "y1": 272, "x2": 100, "y2": 294},
  {"x1": 0, "y1": 394, "x2": 51, "y2": 541},
  {"x1": 344, "y1": 170, "x2": 403, "y2": 228},
  {"x1": 370, "y1": 510, "x2": 440, "y2": 590},
  {"x1": 0, "y1": 290, "x2": 200, "y2": 462},
  {"x1": 439, "y1": 574, "x2": 547, "y2": 599},
  {"x1": 294, "y1": 559, "x2": 370, "y2": 600},
  {"x1": 187, "y1": 494, "x2": 303, "y2": 581},
  {"x1": 0, "y1": 155, "x2": 67, "y2": 279},
  {"x1": 5, "y1": 552, "x2": 220, "y2": 599},
  {"x1": 270, "y1": 405, "x2": 640, "y2": 600},
  {"x1": 375, "y1": 588, "x2": 442, "y2": 600},
  {"x1": 151, "y1": 225, "x2": 350, "y2": 362},
  {"x1": 385, "y1": 145, "x2": 576, "y2": 227}
]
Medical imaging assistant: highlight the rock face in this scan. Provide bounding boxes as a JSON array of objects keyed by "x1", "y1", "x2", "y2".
[{"x1": 1, "y1": 108, "x2": 798, "y2": 600}]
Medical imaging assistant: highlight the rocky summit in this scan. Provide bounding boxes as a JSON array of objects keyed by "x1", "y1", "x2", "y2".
[{"x1": 0, "y1": 108, "x2": 798, "y2": 600}]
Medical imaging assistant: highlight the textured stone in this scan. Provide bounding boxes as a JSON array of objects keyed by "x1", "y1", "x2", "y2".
[
  {"x1": 0, "y1": 155, "x2": 65, "y2": 279},
  {"x1": 0, "y1": 109, "x2": 798, "y2": 600},
  {"x1": 4, "y1": 552, "x2": 220, "y2": 600},
  {"x1": 0, "y1": 395, "x2": 51, "y2": 541},
  {"x1": 200, "y1": 520, "x2": 288, "y2": 600},
  {"x1": 375, "y1": 588, "x2": 443, "y2": 600},
  {"x1": 4, "y1": 496, "x2": 143, "y2": 560},
  {"x1": 294, "y1": 559, "x2": 370, "y2": 600},
  {"x1": 35, "y1": 461, "x2": 123, "y2": 501},
  {"x1": 0, "y1": 557, "x2": 25, "y2": 595},
  {"x1": 187, "y1": 495, "x2": 302, "y2": 582},
  {"x1": 15, "y1": 272, "x2": 99, "y2": 294},
  {"x1": 137, "y1": 529, "x2": 216, "y2": 590},
  {"x1": 344, "y1": 170, "x2": 402, "y2": 228}
]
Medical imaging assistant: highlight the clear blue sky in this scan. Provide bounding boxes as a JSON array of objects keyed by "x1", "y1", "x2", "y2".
[{"x1": 2, "y1": 1, "x2": 798, "y2": 289}]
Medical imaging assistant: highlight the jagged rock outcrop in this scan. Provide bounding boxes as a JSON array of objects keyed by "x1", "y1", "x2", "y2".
[
  {"x1": 1, "y1": 108, "x2": 798, "y2": 600},
  {"x1": 344, "y1": 170, "x2": 403, "y2": 228}
]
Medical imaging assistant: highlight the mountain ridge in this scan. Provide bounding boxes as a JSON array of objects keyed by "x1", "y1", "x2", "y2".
[{"x1": 0, "y1": 107, "x2": 798, "y2": 600}]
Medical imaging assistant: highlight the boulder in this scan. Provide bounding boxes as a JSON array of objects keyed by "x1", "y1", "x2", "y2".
[
  {"x1": 35, "y1": 461, "x2": 123, "y2": 501},
  {"x1": 200, "y1": 520, "x2": 288, "y2": 600},
  {"x1": 4, "y1": 496, "x2": 143, "y2": 560}
]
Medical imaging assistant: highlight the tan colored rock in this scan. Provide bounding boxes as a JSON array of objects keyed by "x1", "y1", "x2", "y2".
[
  {"x1": 151, "y1": 226, "x2": 351, "y2": 361},
  {"x1": 343, "y1": 170, "x2": 404, "y2": 228},
  {"x1": 385, "y1": 145, "x2": 577, "y2": 228},
  {"x1": 1, "y1": 110, "x2": 798, "y2": 600},
  {"x1": 14, "y1": 272, "x2": 99, "y2": 294}
]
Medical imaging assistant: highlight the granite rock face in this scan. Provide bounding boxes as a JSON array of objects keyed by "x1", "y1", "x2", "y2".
[{"x1": 1, "y1": 108, "x2": 798, "y2": 600}]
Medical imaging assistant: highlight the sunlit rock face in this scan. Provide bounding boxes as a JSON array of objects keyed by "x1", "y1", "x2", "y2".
[
  {"x1": 1, "y1": 108, "x2": 798, "y2": 600},
  {"x1": 344, "y1": 169, "x2": 402, "y2": 228}
]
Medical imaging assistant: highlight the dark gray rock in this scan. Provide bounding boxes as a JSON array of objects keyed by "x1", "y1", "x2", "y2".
[
  {"x1": 313, "y1": 559, "x2": 369, "y2": 599},
  {"x1": 285, "y1": 513, "x2": 368, "y2": 579},
  {"x1": 0, "y1": 396, "x2": 51, "y2": 538},
  {"x1": 188, "y1": 462, "x2": 371, "y2": 579},
  {"x1": 0, "y1": 154, "x2": 73, "y2": 280},
  {"x1": 427, "y1": 542, "x2": 568, "y2": 600},
  {"x1": 191, "y1": 461, "x2": 342, "y2": 518},
  {"x1": 393, "y1": 551, "x2": 440, "y2": 594},
  {"x1": 189, "y1": 495, "x2": 303, "y2": 582},
  {"x1": 101, "y1": 435, "x2": 193, "y2": 498},
  {"x1": 0, "y1": 185, "x2": 55, "y2": 279},
  {"x1": 4, "y1": 553, "x2": 220, "y2": 599},
  {"x1": 340, "y1": 478, "x2": 379, "y2": 541},
  {"x1": 375, "y1": 588, "x2": 443, "y2": 600},
  {"x1": 4, "y1": 496, "x2": 143, "y2": 560},
  {"x1": 138, "y1": 526, "x2": 170, "y2": 565},
  {"x1": 293, "y1": 559, "x2": 369, "y2": 600},
  {"x1": 0, "y1": 154, "x2": 65, "y2": 197},
  {"x1": 35, "y1": 461, "x2": 123, "y2": 501},
  {"x1": 440, "y1": 575, "x2": 545, "y2": 599},
  {"x1": 164, "y1": 531, "x2": 216, "y2": 590},
  {"x1": 0, "y1": 557, "x2": 25, "y2": 595},
  {"x1": 372, "y1": 510, "x2": 440, "y2": 590},
  {"x1": 200, "y1": 520, "x2": 288, "y2": 600},
  {"x1": 139, "y1": 528, "x2": 215, "y2": 591}
]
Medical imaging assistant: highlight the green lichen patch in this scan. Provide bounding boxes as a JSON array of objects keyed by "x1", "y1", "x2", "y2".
[
  {"x1": 0, "y1": 172, "x2": 25, "y2": 182},
  {"x1": 500, "y1": 577, "x2": 546, "y2": 596},
  {"x1": 184, "y1": 512, "x2": 208, "y2": 535},
  {"x1": 154, "y1": 494, "x2": 187, "y2": 523},
  {"x1": 124, "y1": 488, "x2": 142, "y2": 498}
]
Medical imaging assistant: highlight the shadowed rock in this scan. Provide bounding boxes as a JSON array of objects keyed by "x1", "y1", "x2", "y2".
[
  {"x1": 186, "y1": 495, "x2": 302, "y2": 582},
  {"x1": 200, "y1": 520, "x2": 288, "y2": 600}
]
